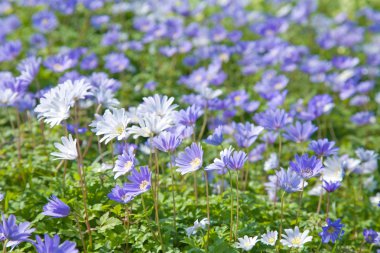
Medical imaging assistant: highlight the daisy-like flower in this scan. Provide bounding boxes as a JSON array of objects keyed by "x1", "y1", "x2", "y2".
[
  {"x1": 152, "y1": 131, "x2": 182, "y2": 153},
  {"x1": 205, "y1": 146, "x2": 234, "y2": 174},
  {"x1": 276, "y1": 168, "x2": 305, "y2": 193},
  {"x1": 223, "y1": 150, "x2": 247, "y2": 170},
  {"x1": 113, "y1": 147, "x2": 136, "y2": 179},
  {"x1": 233, "y1": 122, "x2": 264, "y2": 148},
  {"x1": 50, "y1": 135, "x2": 78, "y2": 160},
  {"x1": 204, "y1": 126, "x2": 224, "y2": 146},
  {"x1": 261, "y1": 230, "x2": 278, "y2": 246},
  {"x1": 309, "y1": 139, "x2": 339, "y2": 157},
  {"x1": 34, "y1": 234, "x2": 78, "y2": 253},
  {"x1": 92, "y1": 108, "x2": 130, "y2": 144},
  {"x1": 322, "y1": 180, "x2": 341, "y2": 193},
  {"x1": 289, "y1": 154, "x2": 323, "y2": 179},
  {"x1": 185, "y1": 218, "x2": 209, "y2": 237},
  {"x1": 319, "y1": 219, "x2": 344, "y2": 243},
  {"x1": 176, "y1": 143, "x2": 203, "y2": 175},
  {"x1": 281, "y1": 226, "x2": 312, "y2": 248},
  {"x1": 322, "y1": 157, "x2": 344, "y2": 182},
  {"x1": 138, "y1": 94, "x2": 178, "y2": 119},
  {"x1": 42, "y1": 195, "x2": 70, "y2": 218},
  {"x1": 127, "y1": 114, "x2": 173, "y2": 139},
  {"x1": 236, "y1": 235, "x2": 258, "y2": 251},
  {"x1": 107, "y1": 184, "x2": 135, "y2": 204},
  {"x1": 0, "y1": 214, "x2": 35, "y2": 249},
  {"x1": 123, "y1": 166, "x2": 152, "y2": 195},
  {"x1": 283, "y1": 121, "x2": 318, "y2": 143}
]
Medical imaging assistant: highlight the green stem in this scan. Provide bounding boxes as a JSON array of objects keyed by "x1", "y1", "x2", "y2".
[
  {"x1": 235, "y1": 171, "x2": 239, "y2": 240},
  {"x1": 153, "y1": 149, "x2": 164, "y2": 251},
  {"x1": 296, "y1": 180, "x2": 305, "y2": 224},
  {"x1": 228, "y1": 171, "x2": 234, "y2": 242},
  {"x1": 74, "y1": 215, "x2": 87, "y2": 253},
  {"x1": 279, "y1": 191, "x2": 285, "y2": 243},
  {"x1": 204, "y1": 171, "x2": 210, "y2": 252},
  {"x1": 2, "y1": 240, "x2": 7, "y2": 253},
  {"x1": 169, "y1": 152, "x2": 177, "y2": 237}
]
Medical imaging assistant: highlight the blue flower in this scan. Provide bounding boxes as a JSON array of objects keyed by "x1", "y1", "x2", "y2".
[
  {"x1": 113, "y1": 147, "x2": 136, "y2": 179},
  {"x1": 107, "y1": 184, "x2": 135, "y2": 204},
  {"x1": 0, "y1": 214, "x2": 34, "y2": 249},
  {"x1": 233, "y1": 122, "x2": 264, "y2": 148},
  {"x1": 204, "y1": 126, "x2": 224, "y2": 146},
  {"x1": 176, "y1": 143, "x2": 203, "y2": 175},
  {"x1": 34, "y1": 234, "x2": 78, "y2": 253},
  {"x1": 363, "y1": 229, "x2": 378, "y2": 243},
  {"x1": 319, "y1": 219, "x2": 344, "y2": 243},
  {"x1": 124, "y1": 166, "x2": 152, "y2": 195},
  {"x1": 254, "y1": 109, "x2": 289, "y2": 131},
  {"x1": 309, "y1": 139, "x2": 339, "y2": 157},
  {"x1": 223, "y1": 150, "x2": 247, "y2": 171},
  {"x1": 42, "y1": 195, "x2": 70, "y2": 218},
  {"x1": 289, "y1": 154, "x2": 323, "y2": 179},
  {"x1": 276, "y1": 168, "x2": 304, "y2": 193},
  {"x1": 176, "y1": 105, "x2": 203, "y2": 127},
  {"x1": 153, "y1": 131, "x2": 182, "y2": 153},
  {"x1": 322, "y1": 180, "x2": 341, "y2": 193},
  {"x1": 283, "y1": 121, "x2": 318, "y2": 143}
]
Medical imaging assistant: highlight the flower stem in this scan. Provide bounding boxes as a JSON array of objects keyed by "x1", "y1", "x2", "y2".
[
  {"x1": 198, "y1": 106, "x2": 208, "y2": 141},
  {"x1": 2, "y1": 240, "x2": 7, "y2": 253},
  {"x1": 228, "y1": 171, "x2": 234, "y2": 242},
  {"x1": 279, "y1": 191, "x2": 285, "y2": 244},
  {"x1": 235, "y1": 171, "x2": 239, "y2": 240},
  {"x1": 193, "y1": 172, "x2": 198, "y2": 206},
  {"x1": 169, "y1": 152, "x2": 177, "y2": 237},
  {"x1": 74, "y1": 215, "x2": 87, "y2": 253},
  {"x1": 204, "y1": 171, "x2": 211, "y2": 251},
  {"x1": 326, "y1": 192, "x2": 330, "y2": 220},
  {"x1": 153, "y1": 149, "x2": 164, "y2": 251},
  {"x1": 296, "y1": 180, "x2": 305, "y2": 224}
]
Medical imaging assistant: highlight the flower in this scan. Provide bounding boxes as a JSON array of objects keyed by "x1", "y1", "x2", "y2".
[
  {"x1": 205, "y1": 146, "x2": 234, "y2": 174},
  {"x1": 223, "y1": 150, "x2": 247, "y2": 170},
  {"x1": 276, "y1": 168, "x2": 305, "y2": 193},
  {"x1": 264, "y1": 153, "x2": 279, "y2": 171},
  {"x1": 152, "y1": 131, "x2": 182, "y2": 153},
  {"x1": 281, "y1": 226, "x2": 312, "y2": 248},
  {"x1": 176, "y1": 143, "x2": 203, "y2": 175},
  {"x1": 261, "y1": 230, "x2": 278, "y2": 246},
  {"x1": 363, "y1": 229, "x2": 378, "y2": 243},
  {"x1": 204, "y1": 126, "x2": 224, "y2": 146},
  {"x1": 34, "y1": 234, "x2": 78, "y2": 253},
  {"x1": 319, "y1": 219, "x2": 344, "y2": 243},
  {"x1": 283, "y1": 121, "x2": 318, "y2": 143},
  {"x1": 322, "y1": 157, "x2": 344, "y2": 182},
  {"x1": 92, "y1": 108, "x2": 130, "y2": 144},
  {"x1": 289, "y1": 154, "x2": 323, "y2": 179},
  {"x1": 123, "y1": 166, "x2": 152, "y2": 195},
  {"x1": 138, "y1": 94, "x2": 178, "y2": 120},
  {"x1": 42, "y1": 195, "x2": 70, "y2": 218},
  {"x1": 0, "y1": 214, "x2": 35, "y2": 249},
  {"x1": 236, "y1": 235, "x2": 258, "y2": 251},
  {"x1": 322, "y1": 180, "x2": 341, "y2": 193},
  {"x1": 50, "y1": 135, "x2": 78, "y2": 160},
  {"x1": 185, "y1": 218, "x2": 209, "y2": 237},
  {"x1": 104, "y1": 53, "x2": 130, "y2": 73},
  {"x1": 233, "y1": 122, "x2": 264, "y2": 148},
  {"x1": 32, "y1": 11, "x2": 58, "y2": 33},
  {"x1": 113, "y1": 147, "x2": 136, "y2": 179},
  {"x1": 127, "y1": 114, "x2": 173, "y2": 139},
  {"x1": 176, "y1": 105, "x2": 203, "y2": 127},
  {"x1": 108, "y1": 184, "x2": 135, "y2": 204},
  {"x1": 309, "y1": 139, "x2": 339, "y2": 157},
  {"x1": 254, "y1": 108, "x2": 289, "y2": 131}
]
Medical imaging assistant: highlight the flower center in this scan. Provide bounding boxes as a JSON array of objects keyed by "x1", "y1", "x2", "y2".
[
  {"x1": 234, "y1": 96, "x2": 241, "y2": 102},
  {"x1": 139, "y1": 180, "x2": 149, "y2": 191},
  {"x1": 328, "y1": 226, "x2": 336, "y2": 234},
  {"x1": 291, "y1": 236, "x2": 302, "y2": 245},
  {"x1": 268, "y1": 237, "x2": 275, "y2": 244},
  {"x1": 302, "y1": 168, "x2": 313, "y2": 176},
  {"x1": 115, "y1": 124, "x2": 125, "y2": 135},
  {"x1": 190, "y1": 158, "x2": 201, "y2": 169},
  {"x1": 124, "y1": 161, "x2": 133, "y2": 171},
  {"x1": 121, "y1": 193, "x2": 132, "y2": 202},
  {"x1": 53, "y1": 64, "x2": 64, "y2": 72}
]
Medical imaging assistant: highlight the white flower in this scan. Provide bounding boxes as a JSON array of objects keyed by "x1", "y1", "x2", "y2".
[
  {"x1": 185, "y1": 218, "x2": 209, "y2": 237},
  {"x1": 91, "y1": 85, "x2": 120, "y2": 108},
  {"x1": 280, "y1": 226, "x2": 312, "y2": 248},
  {"x1": 92, "y1": 108, "x2": 130, "y2": 144},
  {"x1": 364, "y1": 176, "x2": 377, "y2": 192},
  {"x1": 264, "y1": 153, "x2": 279, "y2": 171},
  {"x1": 323, "y1": 156, "x2": 344, "y2": 182},
  {"x1": 51, "y1": 135, "x2": 78, "y2": 160},
  {"x1": 261, "y1": 230, "x2": 278, "y2": 246},
  {"x1": 236, "y1": 235, "x2": 258, "y2": 251},
  {"x1": 370, "y1": 193, "x2": 380, "y2": 207},
  {"x1": 137, "y1": 94, "x2": 178, "y2": 119},
  {"x1": 308, "y1": 182, "x2": 325, "y2": 196},
  {"x1": 127, "y1": 114, "x2": 173, "y2": 139}
]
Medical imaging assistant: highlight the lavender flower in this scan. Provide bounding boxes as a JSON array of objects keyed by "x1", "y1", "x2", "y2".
[
  {"x1": 233, "y1": 122, "x2": 264, "y2": 148},
  {"x1": 319, "y1": 219, "x2": 344, "y2": 243},
  {"x1": 309, "y1": 139, "x2": 339, "y2": 157},
  {"x1": 254, "y1": 109, "x2": 289, "y2": 131},
  {"x1": 0, "y1": 214, "x2": 35, "y2": 249},
  {"x1": 153, "y1": 131, "x2": 182, "y2": 153},
  {"x1": 322, "y1": 180, "x2": 341, "y2": 193},
  {"x1": 176, "y1": 143, "x2": 203, "y2": 175},
  {"x1": 42, "y1": 195, "x2": 70, "y2": 218},
  {"x1": 176, "y1": 105, "x2": 203, "y2": 127},
  {"x1": 276, "y1": 168, "x2": 304, "y2": 193},
  {"x1": 108, "y1": 184, "x2": 135, "y2": 204},
  {"x1": 32, "y1": 11, "x2": 58, "y2": 33},
  {"x1": 113, "y1": 147, "x2": 136, "y2": 179},
  {"x1": 204, "y1": 126, "x2": 224, "y2": 146},
  {"x1": 283, "y1": 121, "x2": 318, "y2": 143},
  {"x1": 34, "y1": 234, "x2": 78, "y2": 253},
  {"x1": 123, "y1": 166, "x2": 152, "y2": 195},
  {"x1": 223, "y1": 150, "x2": 247, "y2": 170},
  {"x1": 289, "y1": 154, "x2": 323, "y2": 179},
  {"x1": 363, "y1": 229, "x2": 378, "y2": 243}
]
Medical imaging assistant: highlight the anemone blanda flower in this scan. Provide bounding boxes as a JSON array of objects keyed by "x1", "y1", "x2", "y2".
[
  {"x1": 363, "y1": 229, "x2": 378, "y2": 243},
  {"x1": 107, "y1": 184, "x2": 135, "y2": 204},
  {"x1": 113, "y1": 147, "x2": 136, "y2": 179},
  {"x1": 185, "y1": 218, "x2": 209, "y2": 237},
  {"x1": 137, "y1": 94, "x2": 178, "y2": 120},
  {"x1": 92, "y1": 108, "x2": 130, "y2": 144},
  {"x1": 322, "y1": 180, "x2": 341, "y2": 193},
  {"x1": 205, "y1": 146, "x2": 233, "y2": 174},
  {"x1": 254, "y1": 108, "x2": 289, "y2": 131},
  {"x1": 280, "y1": 226, "x2": 312, "y2": 248},
  {"x1": 42, "y1": 195, "x2": 70, "y2": 218},
  {"x1": 283, "y1": 121, "x2": 318, "y2": 143},
  {"x1": 261, "y1": 230, "x2": 278, "y2": 246},
  {"x1": 233, "y1": 122, "x2": 264, "y2": 148},
  {"x1": 0, "y1": 214, "x2": 35, "y2": 249},
  {"x1": 276, "y1": 168, "x2": 305, "y2": 193},
  {"x1": 204, "y1": 125, "x2": 224, "y2": 146},
  {"x1": 34, "y1": 234, "x2": 78, "y2": 253},
  {"x1": 176, "y1": 105, "x2": 203, "y2": 127},
  {"x1": 152, "y1": 131, "x2": 182, "y2": 153},
  {"x1": 123, "y1": 166, "x2": 152, "y2": 195},
  {"x1": 176, "y1": 143, "x2": 203, "y2": 175},
  {"x1": 319, "y1": 219, "x2": 344, "y2": 243},
  {"x1": 127, "y1": 114, "x2": 173, "y2": 139},
  {"x1": 50, "y1": 135, "x2": 78, "y2": 160},
  {"x1": 289, "y1": 154, "x2": 323, "y2": 179},
  {"x1": 235, "y1": 235, "x2": 258, "y2": 251},
  {"x1": 223, "y1": 150, "x2": 247, "y2": 170},
  {"x1": 322, "y1": 157, "x2": 344, "y2": 182},
  {"x1": 309, "y1": 139, "x2": 339, "y2": 157}
]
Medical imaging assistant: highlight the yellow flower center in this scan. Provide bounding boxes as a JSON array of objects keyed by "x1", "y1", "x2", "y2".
[
  {"x1": 268, "y1": 238, "x2": 275, "y2": 244},
  {"x1": 234, "y1": 96, "x2": 241, "y2": 102},
  {"x1": 53, "y1": 64, "x2": 64, "y2": 72},
  {"x1": 124, "y1": 161, "x2": 133, "y2": 171},
  {"x1": 115, "y1": 125, "x2": 125, "y2": 135},
  {"x1": 190, "y1": 158, "x2": 201, "y2": 169},
  {"x1": 139, "y1": 180, "x2": 149, "y2": 191},
  {"x1": 291, "y1": 236, "x2": 302, "y2": 245}
]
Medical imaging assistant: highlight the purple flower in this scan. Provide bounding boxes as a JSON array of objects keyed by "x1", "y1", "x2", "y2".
[
  {"x1": 34, "y1": 234, "x2": 78, "y2": 253},
  {"x1": 176, "y1": 143, "x2": 203, "y2": 175},
  {"x1": 153, "y1": 131, "x2": 182, "y2": 153},
  {"x1": 309, "y1": 139, "x2": 339, "y2": 157},
  {"x1": 290, "y1": 154, "x2": 323, "y2": 179},
  {"x1": 0, "y1": 214, "x2": 35, "y2": 248},
  {"x1": 42, "y1": 195, "x2": 70, "y2": 218},
  {"x1": 283, "y1": 121, "x2": 318, "y2": 143},
  {"x1": 177, "y1": 105, "x2": 203, "y2": 127},
  {"x1": 351, "y1": 111, "x2": 376, "y2": 126},
  {"x1": 322, "y1": 180, "x2": 341, "y2": 193},
  {"x1": 254, "y1": 109, "x2": 289, "y2": 131},
  {"x1": 300, "y1": 94, "x2": 334, "y2": 120},
  {"x1": 113, "y1": 147, "x2": 136, "y2": 179},
  {"x1": 248, "y1": 144, "x2": 267, "y2": 162},
  {"x1": 80, "y1": 53, "x2": 98, "y2": 70},
  {"x1": 49, "y1": 0, "x2": 77, "y2": 15},
  {"x1": 44, "y1": 53, "x2": 77, "y2": 73},
  {"x1": 223, "y1": 150, "x2": 247, "y2": 170},
  {"x1": 108, "y1": 184, "x2": 135, "y2": 204},
  {"x1": 332, "y1": 56, "x2": 359, "y2": 69},
  {"x1": 0, "y1": 40, "x2": 22, "y2": 62},
  {"x1": 30, "y1": 34, "x2": 47, "y2": 49},
  {"x1": 204, "y1": 126, "x2": 223, "y2": 146},
  {"x1": 144, "y1": 81, "x2": 157, "y2": 91},
  {"x1": 319, "y1": 219, "x2": 344, "y2": 244},
  {"x1": 205, "y1": 146, "x2": 233, "y2": 174},
  {"x1": 104, "y1": 53, "x2": 130, "y2": 73},
  {"x1": 233, "y1": 122, "x2": 264, "y2": 148},
  {"x1": 123, "y1": 166, "x2": 152, "y2": 195},
  {"x1": 363, "y1": 229, "x2": 378, "y2": 243},
  {"x1": 276, "y1": 168, "x2": 304, "y2": 193},
  {"x1": 32, "y1": 11, "x2": 58, "y2": 33}
]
